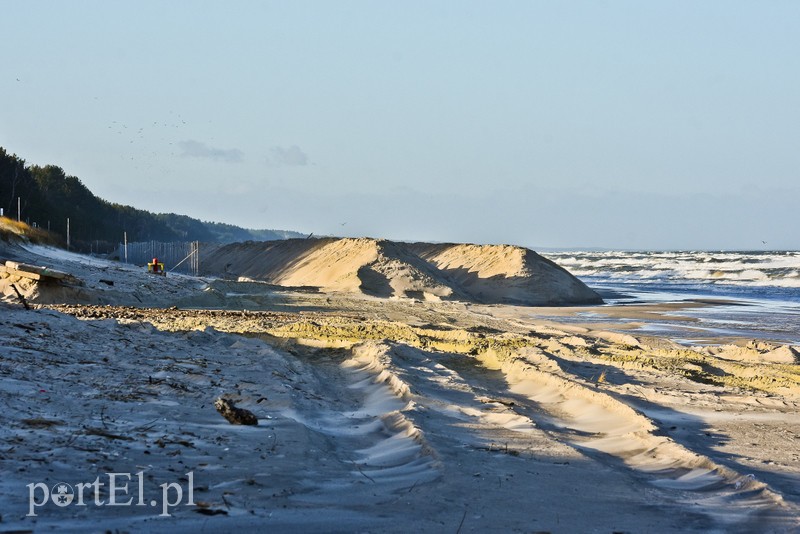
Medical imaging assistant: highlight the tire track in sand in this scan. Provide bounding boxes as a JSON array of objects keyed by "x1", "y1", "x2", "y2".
[
  {"x1": 338, "y1": 341, "x2": 799, "y2": 532},
  {"x1": 471, "y1": 347, "x2": 800, "y2": 532},
  {"x1": 277, "y1": 346, "x2": 440, "y2": 504}
]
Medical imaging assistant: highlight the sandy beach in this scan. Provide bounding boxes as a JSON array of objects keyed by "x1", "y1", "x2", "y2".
[
  {"x1": 1, "y1": 241, "x2": 799, "y2": 533},
  {"x1": 5, "y1": 2, "x2": 800, "y2": 531}
]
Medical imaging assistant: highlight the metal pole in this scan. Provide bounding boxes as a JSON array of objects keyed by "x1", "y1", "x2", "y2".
[
  {"x1": 169, "y1": 246, "x2": 198, "y2": 273},
  {"x1": 66, "y1": 218, "x2": 70, "y2": 249},
  {"x1": 124, "y1": 232, "x2": 128, "y2": 263},
  {"x1": 17, "y1": 197, "x2": 21, "y2": 222}
]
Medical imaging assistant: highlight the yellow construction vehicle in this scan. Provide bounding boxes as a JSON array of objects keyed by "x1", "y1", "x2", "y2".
[{"x1": 147, "y1": 257, "x2": 166, "y2": 276}]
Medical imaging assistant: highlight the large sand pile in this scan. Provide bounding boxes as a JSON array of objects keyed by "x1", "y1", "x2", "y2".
[
  {"x1": 200, "y1": 238, "x2": 602, "y2": 305},
  {"x1": 408, "y1": 242, "x2": 601, "y2": 305}
]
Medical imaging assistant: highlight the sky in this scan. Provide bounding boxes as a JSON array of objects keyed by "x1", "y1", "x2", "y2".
[{"x1": 2, "y1": 1, "x2": 798, "y2": 250}]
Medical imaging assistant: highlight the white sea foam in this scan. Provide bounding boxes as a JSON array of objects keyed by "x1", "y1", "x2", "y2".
[
  {"x1": 543, "y1": 250, "x2": 800, "y2": 344},
  {"x1": 545, "y1": 250, "x2": 800, "y2": 290}
]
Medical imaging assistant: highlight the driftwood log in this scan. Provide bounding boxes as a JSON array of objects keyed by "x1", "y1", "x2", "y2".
[
  {"x1": 10, "y1": 284, "x2": 30, "y2": 310},
  {"x1": 214, "y1": 397, "x2": 258, "y2": 426}
]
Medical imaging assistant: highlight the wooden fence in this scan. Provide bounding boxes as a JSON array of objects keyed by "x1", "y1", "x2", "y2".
[{"x1": 118, "y1": 241, "x2": 202, "y2": 275}]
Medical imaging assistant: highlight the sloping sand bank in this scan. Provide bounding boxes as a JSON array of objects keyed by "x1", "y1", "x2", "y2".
[{"x1": 199, "y1": 238, "x2": 602, "y2": 306}]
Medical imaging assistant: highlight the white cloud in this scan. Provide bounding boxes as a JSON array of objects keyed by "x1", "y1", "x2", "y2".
[
  {"x1": 178, "y1": 140, "x2": 243, "y2": 163},
  {"x1": 268, "y1": 145, "x2": 308, "y2": 166}
]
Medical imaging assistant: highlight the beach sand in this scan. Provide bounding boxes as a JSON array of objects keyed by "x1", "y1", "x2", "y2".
[{"x1": 1, "y1": 243, "x2": 799, "y2": 532}]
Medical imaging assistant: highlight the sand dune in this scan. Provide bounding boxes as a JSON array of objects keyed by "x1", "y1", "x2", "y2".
[{"x1": 200, "y1": 238, "x2": 602, "y2": 306}]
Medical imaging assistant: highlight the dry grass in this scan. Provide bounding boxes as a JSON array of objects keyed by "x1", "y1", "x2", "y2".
[{"x1": 0, "y1": 216, "x2": 60, "y2": 245}]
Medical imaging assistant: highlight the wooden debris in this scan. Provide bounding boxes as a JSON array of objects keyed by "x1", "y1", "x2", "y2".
[
  {"x1": 214, "y1": 397, "x2": 258, "y2": 426},
  {"x1": 83, "y1": 427, "x2": 135, "y2": 441},
  {"x1": 10, "y1": 284, "x2": 30, "y2": 310},
  {"x1": 194, "y1": 507, "x2": 229, "y2": 516},
  {"x1": 3, "y1": 261, "x2": 83, "y2": 286},
  {"x1": 6, "y1": 261, "x2": 66, "y2": 280},
  {"x1": 21, "y1": 418, "x2": 62, "y2": 428}
]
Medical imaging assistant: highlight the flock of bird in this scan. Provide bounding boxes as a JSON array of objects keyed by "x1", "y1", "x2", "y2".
[{"x1": 102, "y1": 113, "x2": 197, "y2": 173}]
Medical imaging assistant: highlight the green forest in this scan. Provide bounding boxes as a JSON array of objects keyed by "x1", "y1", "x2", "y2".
[{"x1": 0, "y1": 147, "x2": 301, "y2": 253}]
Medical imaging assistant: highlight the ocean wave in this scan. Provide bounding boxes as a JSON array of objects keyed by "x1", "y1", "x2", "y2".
[
  {"x1": 544, "y1": 251, "x2": 800, "y2": 289},
  {"x1": 716, "y1": 277, "x2": 800, "y2": 289}
]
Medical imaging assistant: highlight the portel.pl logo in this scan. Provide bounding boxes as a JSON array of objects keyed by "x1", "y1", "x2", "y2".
[{"x1": 27, "y1": 471, "x2": 195, "y2": 517}]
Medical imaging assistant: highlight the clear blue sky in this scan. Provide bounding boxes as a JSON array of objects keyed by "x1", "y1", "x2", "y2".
[{"x1": 2, "y1": 1, "x2": 798, "y2": 250}]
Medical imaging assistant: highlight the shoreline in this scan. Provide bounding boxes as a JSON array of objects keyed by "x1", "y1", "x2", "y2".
[{"x1": 518, "y1": 296, "x2": 800, "y2": 347}]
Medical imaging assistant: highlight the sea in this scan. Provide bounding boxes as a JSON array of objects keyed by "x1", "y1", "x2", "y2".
[{"x1": 541, "y1": 251, "x2": 800, "y2": 346}]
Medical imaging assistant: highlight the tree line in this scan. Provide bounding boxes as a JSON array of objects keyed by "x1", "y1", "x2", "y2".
[{"x1": 0, "y1": 147, "x2": 300, "y2": 253}]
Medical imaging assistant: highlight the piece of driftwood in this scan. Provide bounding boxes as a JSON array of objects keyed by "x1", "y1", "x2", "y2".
[
  {"x1": 83, "y1": 427, "x2": 135, "y2": 441},
  {"x1": 214, "y1": 397, "x2": 258, "y2": 426},
  {"x1": 3, "y1": 261, "x2": 83, "y2": 286},
  {"x1": 10, "y1": 284, "x2": 30, "y2": 310},
  {"x1": 5, "y1": 261, "x2": 66, "y2": 279}
]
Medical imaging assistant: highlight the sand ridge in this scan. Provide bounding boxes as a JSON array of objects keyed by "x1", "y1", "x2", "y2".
[{"x1": 199, "y1": 238, "x2": 602, "y2": 306}]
